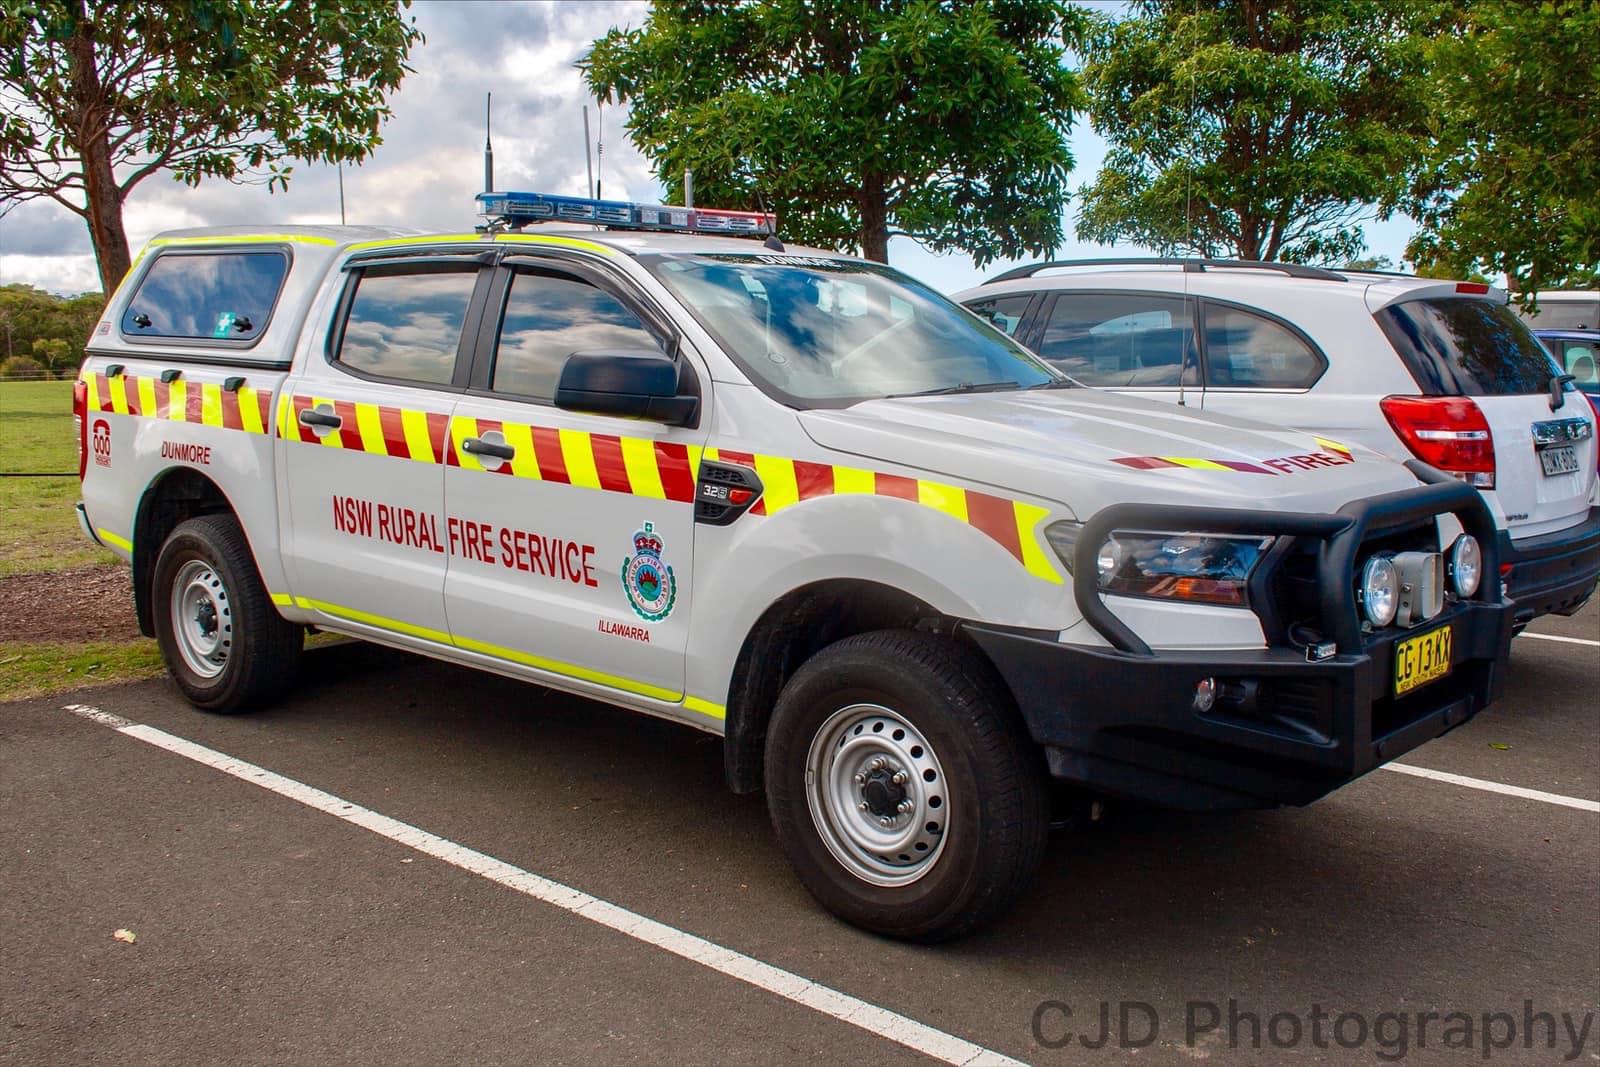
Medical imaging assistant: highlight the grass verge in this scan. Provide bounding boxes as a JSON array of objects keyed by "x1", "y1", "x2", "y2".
[
  {"x1": 0, "y1": 639, "x2": 166, "y2": 703},
  {"x1": 0, "y1": 380, "x2": 117, "y2": 576}
]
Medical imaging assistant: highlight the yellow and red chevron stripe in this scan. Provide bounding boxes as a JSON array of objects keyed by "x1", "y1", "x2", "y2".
[
  {"x1": 709, "y1": 448, "x2": 1059, "y2": 583},
  {"x1": 1114, "y1": 455, "x2": 1280, "y2": 475},
  {"x1": 83, "y1": 371, "x2": 272, "y2": 434},
  {"x1": 278, "y1": 395, "x2": 1063, "y2": 584}
]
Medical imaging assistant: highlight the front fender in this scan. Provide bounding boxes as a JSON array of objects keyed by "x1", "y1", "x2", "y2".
[{"x1": 684, "y1": 492, "x2": 1078, "y2": 708}]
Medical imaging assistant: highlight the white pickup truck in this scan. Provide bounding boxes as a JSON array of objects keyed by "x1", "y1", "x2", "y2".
[{"x1": 74, "y1": 192, "x2": 1512, "y2": 939}]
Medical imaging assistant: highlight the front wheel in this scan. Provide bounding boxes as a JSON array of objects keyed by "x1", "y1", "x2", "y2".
[
  {"x1": 152, "y1": 514, "x2": 302, "y2": 712},
  {"x1": 764, "y1": 630, "x2": 1048, "y2": 941}
]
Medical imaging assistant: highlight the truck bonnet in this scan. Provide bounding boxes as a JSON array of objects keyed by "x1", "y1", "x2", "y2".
[{"x1": 798, "y1": 387, "x2": 1423, "y2": 516}]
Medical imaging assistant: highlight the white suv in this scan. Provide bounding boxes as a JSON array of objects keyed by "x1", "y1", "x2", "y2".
[{"x1": 956, "y1": 260, "x2": 1600, "y2": 624}]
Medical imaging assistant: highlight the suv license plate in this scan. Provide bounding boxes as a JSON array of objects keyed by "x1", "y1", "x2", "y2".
[
  {"x1": 1395, "y1": 625, "x2": 1453, "y2": 696},
  {"x1": 1539, "y1": 444, "x2": 1579, "y2": 476}
]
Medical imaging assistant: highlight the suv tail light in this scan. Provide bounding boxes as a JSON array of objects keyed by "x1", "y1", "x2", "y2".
[
  {"x1": 1380, "y1": 395, "x2": 1495, "y2": 489},
  {"x1": 73, "y1": 376, "x2": 88, "y2": 481}
]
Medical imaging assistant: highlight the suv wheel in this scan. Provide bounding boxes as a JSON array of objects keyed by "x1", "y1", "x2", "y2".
[
  {"x1": 152, "y1": 514, "x2": 302, "y2": 712},
  {"x1": 764, "y1": 630, "x2": 1048, "y2": 940}
]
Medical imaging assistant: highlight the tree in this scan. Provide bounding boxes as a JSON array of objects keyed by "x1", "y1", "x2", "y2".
[
  {"x1": 584, "y1": 0, "x2": 1084, "y2": 265},
  {"x1": 1403, "y1": 0, "x2": 1600, "y2": 299},
  {"x1": 1342, "y1": 255, "x2": 1394, "y2": 272},
  {"x1": 1076, "y1": 0, "x2": 1437, "y2": 264},
  {"x1": 0, "y1": 1, "x2": 423, "y2": 295},
  {"x1": 0, "y1": 283, "x2": 101, "y2": 366}
]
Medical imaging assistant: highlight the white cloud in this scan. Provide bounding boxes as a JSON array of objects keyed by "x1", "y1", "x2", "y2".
[{"x1": 0, "y1": 0, "x2": 1416, "y2": 298}]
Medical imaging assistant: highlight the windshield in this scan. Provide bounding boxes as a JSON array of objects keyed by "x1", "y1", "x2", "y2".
[{"x1": 642, "y1": 253, "x2": 1060, "y2": 406}]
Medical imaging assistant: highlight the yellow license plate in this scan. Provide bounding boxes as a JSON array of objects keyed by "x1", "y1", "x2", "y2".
[{"x1": 1394, "y1": 625, "x2": 1453, "y2": 696}]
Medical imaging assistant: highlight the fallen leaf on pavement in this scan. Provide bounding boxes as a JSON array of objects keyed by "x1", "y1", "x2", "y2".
[{"x1": 112, "y1": 929, "x2": 136, "y2": 944}]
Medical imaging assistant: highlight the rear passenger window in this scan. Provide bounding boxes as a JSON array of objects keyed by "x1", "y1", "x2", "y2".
[
  {"x1": 336, "y1": 266, "x2": 479, "y2": 386},
  {"x1": 963, "y1": 295, "x2": 1032, "y2": 337},
  {"x1": 122, "y1": 251, "x2": 288, "y2": 343},
  {"x1": 1036, "y1": 293, "x2": 1198, "y2": 387},
  {"x1": 1202, "y1": 305, "x2": 1326, "y2": 389},
  {"x1": 491, "y1": 270, "x2": 659, "y2": 400}
]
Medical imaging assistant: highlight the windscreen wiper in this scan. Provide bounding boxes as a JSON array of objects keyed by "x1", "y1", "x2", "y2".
[
  {"x1": 906, "y1": 381, "x2": 1021, "y2": 397},
  {"x1": 1024, "y1": 377, "x2": 1077, "y2": 390}
]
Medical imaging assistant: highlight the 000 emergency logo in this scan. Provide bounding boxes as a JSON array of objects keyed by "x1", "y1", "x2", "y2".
[{"x1": 622, "y1": 522, "x2": 677, "y2": 623}]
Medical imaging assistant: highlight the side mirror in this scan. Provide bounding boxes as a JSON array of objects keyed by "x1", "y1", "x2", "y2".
[{"x1": 554, "y1": 350, "x2": 699, "y2": 426}]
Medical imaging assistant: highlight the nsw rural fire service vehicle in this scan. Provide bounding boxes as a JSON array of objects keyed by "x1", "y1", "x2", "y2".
[{"x1": 74, "y1": 192, "x2": 1513, "y2": 939}]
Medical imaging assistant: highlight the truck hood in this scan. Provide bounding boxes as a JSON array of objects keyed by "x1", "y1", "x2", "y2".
[{"x1": 799, "y1": 388, "x2": 1421, "y2": 518}]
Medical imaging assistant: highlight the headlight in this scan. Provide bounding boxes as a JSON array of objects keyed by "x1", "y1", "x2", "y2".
[
  {"x1": 1360, "y1": 554, "x2": 1399, "y2": 627},
  {"x1": 1090, "y1": 531, "x2": 1272, "y2": 606},
  {"x1": 1449, "y1": 534, "x2": 1482, "y2": 597}
]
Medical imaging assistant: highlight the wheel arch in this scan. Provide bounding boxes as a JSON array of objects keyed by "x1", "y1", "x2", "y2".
[
  {"x1": 720, "y1": 577, "x2": 1019, "y2": 795},
  {"x1": 130, "y1": 467, "x2": 239, "y2": 636}
]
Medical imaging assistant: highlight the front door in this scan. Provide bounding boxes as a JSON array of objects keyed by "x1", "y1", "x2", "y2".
[{"x1": 442, "y1": 257, "x2": 707, "y2": 706}]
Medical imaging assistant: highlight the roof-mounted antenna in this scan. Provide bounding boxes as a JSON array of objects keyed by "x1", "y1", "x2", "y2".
[
  {"x1": 751, "y1": 182, "x2": 784, "y2": 252},
  {"x1": 484, "y1": 92, "x2": 495, "y2": 194}
]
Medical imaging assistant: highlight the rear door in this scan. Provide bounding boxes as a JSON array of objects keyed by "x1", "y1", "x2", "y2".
[
  {"x1": 1376, "y1": 296, "x2": 1597, "y2": 538},
  {"x1": 441, "y1": 253, "x2": 707, "y2": 707},
  {"x1": 1194, "y1": 300, "x2": 1330, "y2": 423},
  {"x1": 279, "y1": 254, "x2": 491, "y2": 640}
]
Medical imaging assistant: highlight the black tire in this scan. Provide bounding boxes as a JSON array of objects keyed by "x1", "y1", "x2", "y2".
[
  {"x1": 764, "y1": 630, "x2": 1049, "y2": 941},
  {"x1": 151, "y1": 514, "x2": 302, "y2": 712}
]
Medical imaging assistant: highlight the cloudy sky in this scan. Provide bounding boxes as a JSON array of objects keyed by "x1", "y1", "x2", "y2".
[{"x1": 0, "y1": 0, "x2": 1416, "y2": 298}]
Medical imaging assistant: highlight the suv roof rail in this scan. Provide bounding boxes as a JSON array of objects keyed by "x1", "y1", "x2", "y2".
[{"x1": 985, "y1": 257, "x2": 1349, "y2": 285}]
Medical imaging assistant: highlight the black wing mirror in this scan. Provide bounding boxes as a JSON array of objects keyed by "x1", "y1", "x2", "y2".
[{"x1": 554, "y1": 350, "x2": 699, "y2": 426}]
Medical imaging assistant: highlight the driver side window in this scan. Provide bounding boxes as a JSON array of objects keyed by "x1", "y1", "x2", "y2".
[{"x1": 491, "y1": 269, "x2": 660, "y2": 400}]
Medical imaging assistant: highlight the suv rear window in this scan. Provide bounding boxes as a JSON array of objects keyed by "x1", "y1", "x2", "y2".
[
  {"x1": 121, "y1": 250, "x2": 288, "y2": 343},
  {"x1": 1376, "y1": 298, "x2": 1561, "y2": 396}
]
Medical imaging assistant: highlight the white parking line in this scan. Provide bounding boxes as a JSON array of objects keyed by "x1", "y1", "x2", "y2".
[
  {"x1": 61, "y1": 704, "x2": 1021, "y2": 1067},
  {"x1": 1381, "y1": 762, "x2": 1600, "y2": 812},
  {"x1": 1517, "y1": 631, "x2": 1600, "y2": 648}
]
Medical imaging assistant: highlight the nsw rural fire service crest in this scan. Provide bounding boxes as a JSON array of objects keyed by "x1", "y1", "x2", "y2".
[{"x1": 622, "y1": 522, "x2": 677, "y2": 622}]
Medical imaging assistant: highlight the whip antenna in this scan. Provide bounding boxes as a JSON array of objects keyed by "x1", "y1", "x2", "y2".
[{"x1": 484, "y1": 92, "x2": 495, "y2": 193}]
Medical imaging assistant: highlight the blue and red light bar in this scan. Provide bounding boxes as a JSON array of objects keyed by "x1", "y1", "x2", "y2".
[{"x1": 477, "y1": 191, "x2": 775, "y2": 236}]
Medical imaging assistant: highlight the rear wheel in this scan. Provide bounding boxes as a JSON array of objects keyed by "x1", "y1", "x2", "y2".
[
  {"x1": 152, "y1": 514, "x2": 302, "y2": 712},
  {"x1": 764, "y1": 630, "x2": 1048, "y2": 941}
]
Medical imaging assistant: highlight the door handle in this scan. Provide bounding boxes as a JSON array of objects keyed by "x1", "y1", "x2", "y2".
[
  {"x1": 298, "y1": 408, "x2": 342, "y2": 429},
  {"x1": 462, "y1": 437, "x2": 515, "y2": 461}
]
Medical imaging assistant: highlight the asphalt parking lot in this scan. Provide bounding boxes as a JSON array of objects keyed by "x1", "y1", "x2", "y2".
[{"x1": 3, "y1": 601, "x2": 1595, "y2": 1065}]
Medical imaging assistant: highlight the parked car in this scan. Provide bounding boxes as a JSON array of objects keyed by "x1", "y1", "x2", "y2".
[
  {"x1": 956, "y1": 260, "x2": 1600, "y2": 626},
  {"x1": 1534, "y1": 328, "x2": 1600, "y2": 411},
  {"x1": 1513, "y1": 290, "x2": 1599, "y2": 332}
]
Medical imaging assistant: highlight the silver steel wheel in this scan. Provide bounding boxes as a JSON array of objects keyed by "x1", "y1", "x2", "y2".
[
  {"x1": 804, "y1": 703, "x2": 950, "y2": 887},
  {"x1": 170, "y1": 558, "x2": 232, "y2": 680}
]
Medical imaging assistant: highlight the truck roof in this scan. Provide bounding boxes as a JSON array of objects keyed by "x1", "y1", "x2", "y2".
[{"x1": 148, "y1": 223, "x2": 843, "y2": 261}]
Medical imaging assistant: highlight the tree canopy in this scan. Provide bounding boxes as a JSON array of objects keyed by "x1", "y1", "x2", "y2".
[
  {"x1": 0, "y1": 283, "x2": 102, "y2": 377},
  {"x1": 584, "y1": 0, "x2": 1084, "y2": 265},
  {"x1": 1403, "y1": 0, "x2": 1600, "y2": 297},
  {"x1": 1075, "y1": 0, "x2": 1436, "y2": 264},
  {"x1": 0, "y1": 0, "x2": 422, "y2": 294}
]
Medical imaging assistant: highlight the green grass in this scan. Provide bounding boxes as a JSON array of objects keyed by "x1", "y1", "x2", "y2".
[
  {"x1": 0, "y1": 639, "x2": 166, "y2": 702},
  {"x1": 0, "y1": 381, "x2": 117, "y2": 576}
]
